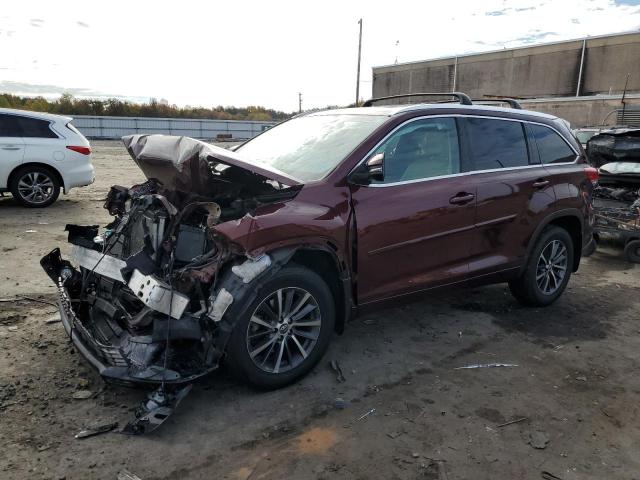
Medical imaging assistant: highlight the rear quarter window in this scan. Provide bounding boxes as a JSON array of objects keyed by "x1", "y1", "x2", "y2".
[
  {"x1": 66, "y1": 122, "x2": 83, "y2": 136},
  {"x1": 529, "y1": 124, "x2": 576, "y2": 164},
  {"x1": 463, "y1": 117, "x2": 529, "y2": 171}
]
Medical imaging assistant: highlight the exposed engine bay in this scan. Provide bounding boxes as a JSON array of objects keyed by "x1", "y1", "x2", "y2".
[
  {"x1": 588, "y1": 129, "x2": 640, "y2": 263},
  {"x1": 593, "y1": 185, "x2": 640, "y2": 209},
  {"x1": 588, "y1": 128, "x2": 640, "y2": 209},
  {"x1": 40, "y1": 136, "x2": 302, "y2": 428}
]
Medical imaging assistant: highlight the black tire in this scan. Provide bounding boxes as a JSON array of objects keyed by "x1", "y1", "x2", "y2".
[
  {"x1": 624, "y1": 239, "x2": 640, "y2": 263},
  {"x1": 509, "y1": 226, "x2": 574, "y2": 307},
  {"x1": 225, "y1": 265, "x2": 335, "y2": 389},
  {"x1": 10, "y1": 166, "x2": 60, "y2": 208}
]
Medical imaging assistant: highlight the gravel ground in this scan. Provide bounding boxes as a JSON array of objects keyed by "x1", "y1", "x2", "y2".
[{"x1": 1, "y1": 141, "x2": 640, "y2": 479}]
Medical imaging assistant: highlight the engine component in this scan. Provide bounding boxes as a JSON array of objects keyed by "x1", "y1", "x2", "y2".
[
  {"x1": 208, "y1": 288, "x2": 233, "y2": 322},
  {"x1": 66, "y1": 224, "x2": 100, "y2": 249},
  {"x1": 152, "y1": 315, "x2": 202, "y2": 341},
  {"x1": 127, "y1": 269, "x2": 190, "y2": 319},
  {"x1": 175, "y1": 224, "x2": 209, "y2": 263},
  {"x1": 231, "y1": 255, "x2": 272, "y2": 283},
  {"x1": 104, "y1": 185, "x2": 130, "y2": 216},
  {"x1": 70, "y1": 245, "x2": 127, "y2": 283},
  {"x1": 126, "y1": 208, "x2": 168, "y2": 260}
]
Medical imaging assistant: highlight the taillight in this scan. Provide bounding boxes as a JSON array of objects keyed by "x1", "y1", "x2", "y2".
[
  {"x1": 66, "y1": 145, "x2": 91, "y2": 155},
  {"x1": 584, "y1": 166, "x2": 599, "y2": 184}
]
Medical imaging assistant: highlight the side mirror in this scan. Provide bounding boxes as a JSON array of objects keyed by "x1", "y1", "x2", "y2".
[{"x1": 350, "y1": 152, "x2": 385, "y2": 185}]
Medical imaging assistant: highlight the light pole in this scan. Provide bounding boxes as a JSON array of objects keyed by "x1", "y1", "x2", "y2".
[
  {"x1": 356, "y1": 18, "x2": 363, "y2": 106},
  {"x1": 298, "y1": 92, "x2": 302, "y2": 113}
]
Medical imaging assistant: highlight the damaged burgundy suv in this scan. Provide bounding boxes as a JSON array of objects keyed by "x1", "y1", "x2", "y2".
[{"x1": 41, "y1": 93, "x2": 594, "y2": 391}]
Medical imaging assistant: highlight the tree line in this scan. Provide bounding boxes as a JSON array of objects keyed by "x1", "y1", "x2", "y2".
[{"x1": 0, "y1": 93, "x2": 294, "y2": 122}]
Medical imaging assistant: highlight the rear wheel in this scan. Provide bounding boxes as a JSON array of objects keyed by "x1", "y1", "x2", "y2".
[
  {"x1": 10, "y1": 166, "x2": 60, "y2": 208},
  {"x1": 509, "y1": 226, "x2": 574, "y2": 307},
  {"x1": 624, "y1": 239, "x2": 640, "y2": 263},
  {"x1": 225, "y1": 265, "x2": 335, "y2": 389}
]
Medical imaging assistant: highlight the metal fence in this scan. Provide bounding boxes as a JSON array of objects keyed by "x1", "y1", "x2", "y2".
[{"x1": 70, "y1": 115, "x2": 277, "y2": 140}]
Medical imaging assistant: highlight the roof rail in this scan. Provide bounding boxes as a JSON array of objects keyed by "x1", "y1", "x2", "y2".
[
  {"x1": 362, "y1": 92, "x2": 473, "y2": 107},
  {"x1": 472, "y1": 98, "x2": 522, "y2": 110}
]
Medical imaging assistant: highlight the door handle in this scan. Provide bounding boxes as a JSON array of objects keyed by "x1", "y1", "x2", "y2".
[
  {"x1": 449, "y1": 193, "x2": 475, "y2": 205},
  {"x1": 532, "y1": 179, "x2": 550, "y2": 188},
  {"x1": 1, "y1": 146, "x2": 21, "y2": 150}
]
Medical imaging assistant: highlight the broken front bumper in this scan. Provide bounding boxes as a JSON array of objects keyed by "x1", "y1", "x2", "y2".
[
  {"x1": 42, "y1": 246, "x2": 219, "y2": 386},
  {"x1": 55, "y1": 282, "x2": 208, "y2": 385},
  {"x1": 55, "y1": 282, "x2": 135, "y2": 384}
]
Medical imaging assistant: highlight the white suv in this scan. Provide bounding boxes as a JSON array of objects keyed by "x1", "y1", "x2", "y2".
[{"x1": 0, "y1": 108, "x2": 95, "y2": 207}]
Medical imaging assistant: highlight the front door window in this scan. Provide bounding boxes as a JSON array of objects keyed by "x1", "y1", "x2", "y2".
[{"x1": 371, "y1": 117, "x2": 460, "y2": 184}]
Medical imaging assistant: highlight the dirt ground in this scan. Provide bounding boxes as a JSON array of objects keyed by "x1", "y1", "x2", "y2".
[{"x1": 1, "y1": 141, "x2": 640, "y2": 480}]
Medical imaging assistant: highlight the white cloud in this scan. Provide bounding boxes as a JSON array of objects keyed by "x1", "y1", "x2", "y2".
[{"x1": 0, "y1": 0, "x2": 639, "y2": 111}]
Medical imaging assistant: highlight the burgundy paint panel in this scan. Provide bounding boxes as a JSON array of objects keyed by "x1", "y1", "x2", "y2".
[
  {"x1": 211, "y1": 108, "x2": 593, "y2": 309},
  {"x1": 470, "y1": 165, "x2": 555, "y2": 275},
  {"x1": 350, "y1": 176, "x2": 475, "y2": 304},
  {"x1": 212, "y1": 183, "x2": 351, "y2": 259},
  {"x1": 543, "y1": 162, "x2": 595, "y2": 245}
]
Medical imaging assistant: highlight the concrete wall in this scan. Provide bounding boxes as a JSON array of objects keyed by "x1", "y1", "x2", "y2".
[
  {"x1": 520, "y1": 95, "x2": 640, "y2": 127},
  {"x1": 372, "y1": 32, "x2": 640, "y2": 101},
  {"x1": 71, "y1": 115, "x2": 276, "y2": 140}
]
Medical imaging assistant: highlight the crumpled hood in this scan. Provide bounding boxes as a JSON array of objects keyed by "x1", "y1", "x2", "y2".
[
  {"x1": 587, "y1": 128, "x2": 640, "y2": 169},
  {"x1": 122, "y1": 134, "x2": 301, "y2": 196}
]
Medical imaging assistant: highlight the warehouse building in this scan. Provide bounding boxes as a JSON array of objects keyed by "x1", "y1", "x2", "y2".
[{"x1": 372, "y1": 31, "x2": 640, "y2": 127}]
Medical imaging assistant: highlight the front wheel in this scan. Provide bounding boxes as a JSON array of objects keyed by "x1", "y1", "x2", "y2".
[
  {"x1": 225, "y1": 265, "x2": 335, "y2": 389},
  {"x1": 509, "y1": 226, "x2": 574, "y2": 307}
]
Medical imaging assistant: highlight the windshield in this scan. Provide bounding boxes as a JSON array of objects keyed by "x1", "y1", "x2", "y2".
[
  {"x1": 575, "y1": 130, "x2": 597, "y2": 144},
  {"x1": 600, "y1": 162, "x2": 640, "y2": 175},
  {"x1": 236, "y1": 114, "x2": 388, "y2": 182}
]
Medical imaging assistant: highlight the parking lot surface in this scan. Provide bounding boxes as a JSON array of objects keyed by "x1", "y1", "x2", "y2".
[{"x1": 1, "y1": 141, "x2": 640, "y2": 479}]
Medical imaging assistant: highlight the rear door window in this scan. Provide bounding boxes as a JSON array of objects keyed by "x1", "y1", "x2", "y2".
[
  {"x1": 16, "y1": 116, "x2": 58, "y2": 138},
  {"x1": 463, "y1": 117, "x2": 529, "y2": 171},
  {"x1": 0, "y1": 114, "x2": 23, "y2": 137},
  {"x1": 528, "y1": 124, "x2": 576, "y2": 164}
]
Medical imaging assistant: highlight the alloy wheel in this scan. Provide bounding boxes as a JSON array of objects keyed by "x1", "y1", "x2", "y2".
[
  {"x1": 536, "y1": 239, "x2": 568, "y2": 295},
  {"x1": 17, "y1": 172, "x2": 55, "y2": 205},
  {"x1": 246, "y1": 287, "x2": 322, "y2": 374}
]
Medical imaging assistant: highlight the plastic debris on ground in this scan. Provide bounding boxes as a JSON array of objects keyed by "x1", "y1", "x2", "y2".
[
  {"x1": 454, "y1": 363, "x2": 519, "y2": 370},
  {"x1": 329, "y1": 360, "x2": 346, "y2": 383},
  {"x1": 75, "y1": 421, "x2": 119, "y2": 439},
  {"x1": 121, "y1": 384, "x2": 192, "y2": 435}
]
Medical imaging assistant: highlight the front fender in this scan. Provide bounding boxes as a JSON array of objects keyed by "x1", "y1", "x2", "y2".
[
  {"x1": 213, "y1": 197, "x2": 349, "y2": 259},
  {"x1": 208, "y1": 247, "x2": 299, "y2": 354}
]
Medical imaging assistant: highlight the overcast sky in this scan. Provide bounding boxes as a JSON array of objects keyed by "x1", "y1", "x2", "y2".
[{"x1": 1, "y1": 0, "x2": 639, "y2": 112}]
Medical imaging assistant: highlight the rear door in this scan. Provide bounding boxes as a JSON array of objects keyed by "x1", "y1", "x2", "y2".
[
  {"x1": 0, "y1": 114, "x2": 25, "y2": 188},
  {"x1": 527, "y1": 122, "x2": 584, "y2": 213},
  {"x1": 460, "y1": 116, "x2": 555, "y2": 276},
  {"x1": 350, "y1": 116, "x2": 477, "y2": 304},
  {"x1": 17, "y1": 116, "x2": 64, "y2": 164}
]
